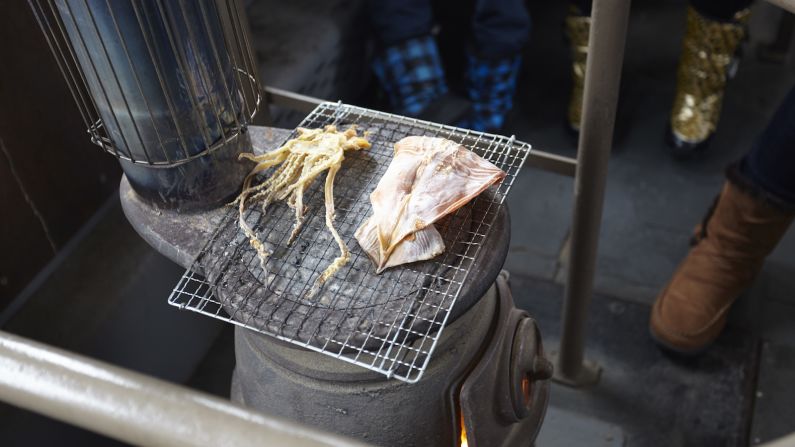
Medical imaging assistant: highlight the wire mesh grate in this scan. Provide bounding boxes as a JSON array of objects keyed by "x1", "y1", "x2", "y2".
[{"x1": 169, "y1": 102, "x2": 531, "y2": 382}]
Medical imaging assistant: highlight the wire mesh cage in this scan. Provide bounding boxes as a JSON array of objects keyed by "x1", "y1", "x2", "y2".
[
  {"x1": 169, "y1": 102, "x2": 532, "y2": 382},
  {"x1": 30, "y1": 0, "x2": 263, "y2": 208}
]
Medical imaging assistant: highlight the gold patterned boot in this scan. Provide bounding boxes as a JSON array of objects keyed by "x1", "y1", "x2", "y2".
[
  {"x1": 564, "y1": 8, "x2": 590, "y2": 133},
  {"x1": 668, "y1": 7, "x2": 749, "y2": 154}
]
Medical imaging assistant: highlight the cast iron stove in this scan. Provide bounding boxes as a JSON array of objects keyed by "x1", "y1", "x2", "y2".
[{"x1": 123, "y1": 103, "x2": 551, "y2": 446}]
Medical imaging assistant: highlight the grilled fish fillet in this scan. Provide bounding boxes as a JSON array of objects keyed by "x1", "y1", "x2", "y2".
[
  {"x1": 356, "y1": 136, "x2": 506, "y2": 272},
  {"x1": 355, "y1": 218, "x2": 445, "y2": 272}
]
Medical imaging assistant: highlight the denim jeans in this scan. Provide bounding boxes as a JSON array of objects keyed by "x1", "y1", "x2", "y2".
[
  {"x1": 368, "y1": 0, "x2": 530, "y2": 58},
  {"x1": 368, "y1": 0, "x2": 752, "y2": 58},
  {"x1": 740, "y1": 84, "x2": 795, "y2": 207}
]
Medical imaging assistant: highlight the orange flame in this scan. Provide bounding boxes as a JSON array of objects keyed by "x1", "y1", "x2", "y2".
[
  {"x1": 522, "y1": 375, "x2": 532, "y2": 406},
  {"x1": 460, "y1": 411, "x2": 469, "y2": 447}
]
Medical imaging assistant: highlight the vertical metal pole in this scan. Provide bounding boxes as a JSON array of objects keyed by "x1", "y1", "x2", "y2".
[{"x1": 552, "y1": 0, "x2": 632, "y2": 387}]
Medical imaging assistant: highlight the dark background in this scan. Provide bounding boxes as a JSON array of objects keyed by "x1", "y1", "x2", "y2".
[{"x1": 0, "y1": 1, "x2": 120, "y2": 308}]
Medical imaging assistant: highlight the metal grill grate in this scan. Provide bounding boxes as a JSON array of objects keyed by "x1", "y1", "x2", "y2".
[{"x1": 169, "y1": 102, "x2": 531, "y2": 382}]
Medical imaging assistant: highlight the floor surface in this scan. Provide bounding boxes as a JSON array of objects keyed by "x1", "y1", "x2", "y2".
[{"x1": 501, "y1": 1, "x2": 795, "y2": 444}]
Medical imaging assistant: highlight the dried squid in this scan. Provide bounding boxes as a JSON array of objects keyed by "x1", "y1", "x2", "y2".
[
  {"x1": 355, "y1": 136, "x2": 505, "y2": 273},
  {"x1": 234, "y1": 125, "x2": 370, "y2": 288}
]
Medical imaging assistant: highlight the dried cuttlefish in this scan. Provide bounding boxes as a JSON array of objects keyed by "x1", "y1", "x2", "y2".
[
  {"x1": 355, "y1": 136, "x2": 505, "y2": 273},
  {"x1": 234, "y1": 125, "x2": 370, "y2": 288}
]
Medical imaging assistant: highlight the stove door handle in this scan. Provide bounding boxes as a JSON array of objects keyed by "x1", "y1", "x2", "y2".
[{"x1": 510, "y1": 317, "x2": 553, "y2": 419}]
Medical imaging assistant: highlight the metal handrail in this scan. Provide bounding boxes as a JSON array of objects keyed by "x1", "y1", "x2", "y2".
[
  {"x1": 0, "y1": 330, "x2": 368, "y2": 447},
  {"x1": 766, "y1": 0, "x2": 795, "y2": 14},
  {"x1": 552, "y1": 0, "x2": 631, "y2": 386},
  {"x1": 761, "y1": 432, "x2": 795, "y2": 447}
]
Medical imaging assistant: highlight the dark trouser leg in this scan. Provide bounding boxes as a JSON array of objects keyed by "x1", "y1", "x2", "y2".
[
  {"x1": 367, "y1": 0, "x2": 448, "y2": 117},
  {"x1": 570, "y1": 0, "x2": 592, "y2": 15},
  {"x1": 650, "y1": 84, "x2": 795, "y2": 355},
  {"x1": 462, "y1": 0, "x2": 530, "y2": 132},
  {"x1": 690, "y1": 0, "x2": 753, "y2": 21},
  {"x1": 470, "y1": 0, "x2": 531, "y2": 58},
  {"x1": 738, "y1": 84, "x2": 795, "y2": 207},
  {"x1": 367, "y1": 0, "x2": 434, "y2": 47}
]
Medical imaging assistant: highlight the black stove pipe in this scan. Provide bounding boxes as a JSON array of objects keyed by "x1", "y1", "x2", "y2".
[{"x1": 53, "y1": 0, "x2": 251, "y2": 210}]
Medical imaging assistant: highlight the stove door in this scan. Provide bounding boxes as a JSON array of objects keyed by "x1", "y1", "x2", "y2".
[{"x1": 459, "y1": 272, "x2": 552, "y2": 447}]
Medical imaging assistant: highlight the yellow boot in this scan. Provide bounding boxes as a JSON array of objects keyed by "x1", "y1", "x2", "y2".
[
  {"x1": 668, "y1": 7, "x2": 749, "y2": 154},
  {"x1": 564, "y1": 8, "x2": 590, "y2": 133}
]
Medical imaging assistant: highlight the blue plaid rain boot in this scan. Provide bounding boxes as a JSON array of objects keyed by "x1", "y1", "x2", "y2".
[
  {"x1": 461, "y1": 53, "x2": 522, "y2": 133},
  {"x1": 372, "y1": 35, "x2": 449, "y2": 117}
]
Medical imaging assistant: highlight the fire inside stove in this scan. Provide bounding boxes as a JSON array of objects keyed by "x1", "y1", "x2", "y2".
[
  {"x1": 460, "y1": 411, "x2": 469, "y2": 447},
  {"x1": 169, "y1": 102, "x2": 531, "y2": 382}
]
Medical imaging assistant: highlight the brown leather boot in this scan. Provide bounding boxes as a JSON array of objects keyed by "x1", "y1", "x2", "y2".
[{"x1": 650, "y1": 175, "x2": 794, "y2": 354}]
